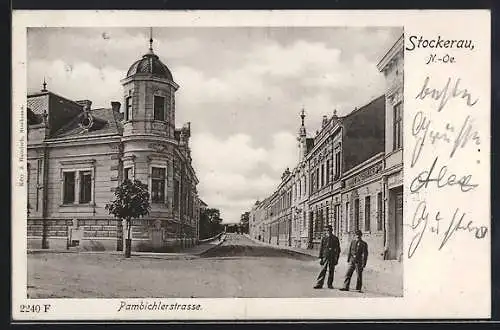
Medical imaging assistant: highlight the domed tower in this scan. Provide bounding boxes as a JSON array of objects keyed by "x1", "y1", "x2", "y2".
[
  {"x1": 121, "y1": 33, "x2": 178, "y2": 138},
  {"x1": 119, "y1": 31, "x2": 181, "y2": 242}
]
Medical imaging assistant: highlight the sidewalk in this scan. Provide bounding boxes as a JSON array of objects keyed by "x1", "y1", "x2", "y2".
[
  {"x1": 244, "y1": 234, "x2": 403, "y2": 297},
  {"x1": 27, "y1": 234, "x2": 226, "y2": 260}
]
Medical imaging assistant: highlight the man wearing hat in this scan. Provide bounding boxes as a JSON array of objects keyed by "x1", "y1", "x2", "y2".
[
  {"x1": 340, "y1": 229, "x2": 368, "y2": 292},
  {"x1": 313, "y1": 224, "x2": 340, "y2": 289}
]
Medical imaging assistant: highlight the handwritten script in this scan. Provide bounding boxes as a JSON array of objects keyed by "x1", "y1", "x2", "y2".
[
  {"x1": 409, "y1": 74, "x2": 487, "y2": 258},
  {"x1": 408, "y1": 201, "x2": 488, "y2": 258}
]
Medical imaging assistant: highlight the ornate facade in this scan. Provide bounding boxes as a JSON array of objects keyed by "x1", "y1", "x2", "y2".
[
  {"x1": 27, "y1": 38, "x2": 201, "y2": 252},
  {"x1": 377, "y1": 34, "x2": 404, "y2": 260},
  {"x1": 249, "y1": 34, "x2": 404, "y2": 261}
]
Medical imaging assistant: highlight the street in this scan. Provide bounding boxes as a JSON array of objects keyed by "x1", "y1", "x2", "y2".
[{"x1": 27, "y1": 234, "x2": 402, "y2": 298}]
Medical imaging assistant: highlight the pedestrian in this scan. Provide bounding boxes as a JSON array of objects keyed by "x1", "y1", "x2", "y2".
[
  {"x1": 313, "y1": 225, "x2": 340, "y2": 289},
  {"x1": 340, "y1": 229, "x2": 368, "y2": 292}
]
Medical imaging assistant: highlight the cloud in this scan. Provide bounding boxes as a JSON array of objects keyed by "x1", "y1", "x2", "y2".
[
  {"x1": 28, "y1": 59, "x2": 123, "y2": 108},
  {"x1": 191, "y1": 132, "x2": 267, "y2": 174},
  {"x1": 268, "y1": 132, "x2": 299, "y2": 172},
  {"x1": 191, "y1": 131, "x2": 298, "y2": 222}
]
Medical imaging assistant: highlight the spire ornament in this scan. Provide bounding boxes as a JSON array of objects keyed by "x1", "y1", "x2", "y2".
[
  {"x1": 41, "y1": 77, "x2": 47, "y2": 92},
  {"x1": 148, "y1": 27, "x2": 154, "y2": 53},
  {"x1": 300, "y1": 108, "x2": 305, "y2": 127}
]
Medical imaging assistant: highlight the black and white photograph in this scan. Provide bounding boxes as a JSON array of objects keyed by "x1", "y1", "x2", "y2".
[{"x1": 25, "y1": 26, "x2": 404, "y2": 298}]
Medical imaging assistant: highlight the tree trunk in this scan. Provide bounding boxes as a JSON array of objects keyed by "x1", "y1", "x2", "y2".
[
  {"x1": 125, "y1": 218, "x2": 132, "y2": 258},
  {"x1": 116, "y1": 218, "x2": 123, "y2": 251}
]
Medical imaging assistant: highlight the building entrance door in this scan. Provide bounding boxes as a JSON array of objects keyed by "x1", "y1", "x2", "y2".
[
  {"x1": 151, "y1": 220, "x2": 164, "y2": 251},
  {"x1": 151, "y1": 229, "x2": 163, "y2": 251},
  {"x1": 394, "y1": 188, "x2": 403, "y2": 260},
  {"x1": 395, "y1": 188, "x2": 403, "y2": 259}
]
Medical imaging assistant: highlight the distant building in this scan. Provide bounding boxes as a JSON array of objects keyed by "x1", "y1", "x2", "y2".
[
  {"x1": 250, "y1": 95, "x2": 386, "y2": 254},
  {"x1": 27, "y1": 38, "x2": 201, "y2": 252}
]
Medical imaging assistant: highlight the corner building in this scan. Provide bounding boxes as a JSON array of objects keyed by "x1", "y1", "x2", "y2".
[
  {"x1": 377, "y1": 34, "x2": 404, "y2": 260},
  {"x1": 27, "y1": 41, "x2": 200, "y2": 252}
]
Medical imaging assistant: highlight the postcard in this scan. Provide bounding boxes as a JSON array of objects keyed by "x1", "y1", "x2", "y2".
[{"x1": 11, "y1": 9, "x2": 491, "y2": 320}]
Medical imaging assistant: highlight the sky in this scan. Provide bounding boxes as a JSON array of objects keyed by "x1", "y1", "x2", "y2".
[{"x1": 27, "y1": 26, "x2": 402, "y2": 223}]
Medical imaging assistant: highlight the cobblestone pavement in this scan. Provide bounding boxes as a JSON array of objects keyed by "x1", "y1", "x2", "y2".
[{"x1": 27, "y1": 234, "x2": 402, "y2": 298}]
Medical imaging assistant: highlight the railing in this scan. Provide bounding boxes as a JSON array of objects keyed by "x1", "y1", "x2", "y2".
[{"x1": 199, "y1": 231, "x2": 225, "y2": 243}]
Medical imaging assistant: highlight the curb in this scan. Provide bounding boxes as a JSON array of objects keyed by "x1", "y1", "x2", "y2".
[{"x1": 27, "y1": 237, "x2": 227, "y2": 260}]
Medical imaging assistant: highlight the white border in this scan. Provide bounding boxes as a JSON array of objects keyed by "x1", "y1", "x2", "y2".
[{"x1": 12, "y1": 9, "x2": 491, "y2": 320}]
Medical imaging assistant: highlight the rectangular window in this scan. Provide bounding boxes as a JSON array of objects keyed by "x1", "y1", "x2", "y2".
[
  {"x1": 63, "y1": 172, "x2": 75, "y2": 204},
  {"x1": 335, "y1": 150, "x2": 341, "y2": 179},
  {"x1": 325, "y1": 207, "x2": 329, "y2": 226},
  {"x1": 321, "y1": 164, "x2": 325, "y2": 187},
  {"x1": 174, "y1": 179, "x2": 180, "y2": 211},
  {"x1": 124, "y1": 167, "x2": 132, "y2": 181},
  {"x1": 316, "y1": 168, "x2": 320, "y2": 191},
  {"x1": 365, "y1": 196, "x2": 371, "y2": 232},
  {"x1": 334, "y1": 204, "x2": 340, "y2": 234},
  {"x1": 154, "y1": 96, "x2": 165, "y2": 121},
  {"x1": 326, "y1": 160, "x2": 330, "y2": 184},
  {"x1": 354, "y1": 198, "x2": 360, "y2": 230},
  {"x1": 79, "y1": 171, "x2": 92, "y2": 204},
  {"x1": 151, "y1": 167, "x2": 166, "y2": 203},
  {"x1": 125, "y1": 96, "x2": 133, "y2": 121},
  {"x1": 345, "y1": 202, "x2": 350, "y2": 233},
  {"x1": 377, "y1": 192, "x2": 383, "y2": 231},
  {"x1": 393, "y1": 102, "x2": 403, "y2": 150}
]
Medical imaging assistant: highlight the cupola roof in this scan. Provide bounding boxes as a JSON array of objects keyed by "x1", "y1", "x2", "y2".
[{"x1": 125, "y1": 30, "x2": 173, "y2": 81}]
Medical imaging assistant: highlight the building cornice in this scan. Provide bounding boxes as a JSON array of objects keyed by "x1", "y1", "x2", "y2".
[
  {"x1": 40, "y1": 135, "x2": 121, "y2": 147},
  {"x1": 121, "y1": 134, "x2": 179, "y2": 145},
  {"x1": 377, "y1": 34, "x2": 404, "y2": 72},
  {"x1": 120, "y1": 75, "x2": 180, "y2": 91},
  {"x1": 343, "y1": 152, "x2": 385, "y2": 178},
  {"x1": 307, "y1": 122, "x2": 342, "y2": 157}
]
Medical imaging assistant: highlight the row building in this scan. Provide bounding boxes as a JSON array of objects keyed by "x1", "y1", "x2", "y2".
[
  {"x1": 249, "y1": 34, "x2": 404, "y2": 261},
  {"x1": 26, "y1": 37, "x2": 202, "y2": 252}
]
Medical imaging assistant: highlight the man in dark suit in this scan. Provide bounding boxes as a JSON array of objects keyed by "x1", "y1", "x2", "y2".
[
  {"x1": 313, "y1": 225, "x2": 340, "y2": 289},
  {"x1": 340, "y1": 229, "x2": 368, "y2": 292}
]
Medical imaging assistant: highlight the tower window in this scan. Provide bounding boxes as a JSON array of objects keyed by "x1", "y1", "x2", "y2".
[
  {"x1": 151, "y1": 167, "x2": 166, "y2": 203},
  {"x1": 125, "y1": 96, "x2": 132, "y2": 121},
  {"x1": 124, "y1": 167, "x2": 133, "y2": 181},
  {"x1": 154, "y1": 96, "x2": 165, "y2": 121}
]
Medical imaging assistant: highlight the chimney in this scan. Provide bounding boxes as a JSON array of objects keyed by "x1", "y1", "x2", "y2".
[
  {"x1": 111, "y1": 101, "x2": 121, "y2": 112},
  {"x1": 322, "y1": 115, "x2": 328, "y2": 127},
  {"x1": 76, "y1": 100, "x2": 92, "y2": 110}
]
